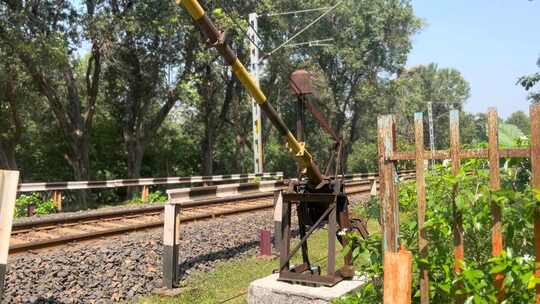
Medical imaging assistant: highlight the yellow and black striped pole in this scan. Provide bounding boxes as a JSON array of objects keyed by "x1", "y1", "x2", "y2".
[{"x1": 177, "y1": 0, "x2": 324, "y2": 185}]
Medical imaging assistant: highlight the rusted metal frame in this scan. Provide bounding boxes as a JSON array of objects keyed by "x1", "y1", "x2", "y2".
[
  {"x1": 415, "y1": 113, "x2": 429, "y2": 304},
  {"x1": 390, "y1": 148, "x2": 530, "y2": 161},
  {"x1": 530, "y1": 105, "x2": 540, "y2": 303},
  {"x1": 488, "y1": 108, "x2": 504, "y2": 300},
  {"x1": 378, "y1": 115, "x2": 399, "y2": 253},
  {"x1": 279, "y1": 201, "x2": 336, "y2": 272},
  {"x1": 178, "y1": 0, "x2": 324, "y2": 185},
  {"x1": 282, "y1": 192, "x2": 338, "y2": 203},
  {"x1": 279, "y1": 196, "x2": 292, "y2": 272},
  {"x1": 304, "y1": 98, "x2": 340, "y2": 143},
  {"x1": 327, "y1": 180, "x2": 342, "y2": 277},
  {"x1": 297, "y1": 202, "x2": 311, "y2": 267}
]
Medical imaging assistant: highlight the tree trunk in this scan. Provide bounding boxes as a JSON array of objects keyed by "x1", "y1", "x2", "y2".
[
  {"x1": 126, "y1": 137, "x2": 145, "y2": 198},
  {"x1": 0, "y1": 142, "x2": 17, "y2": 170},
  {"x1": 201, "y1": 120, "x2": 214, "y2": 176},
  {"x1": 342, "y1": 101, "x2": 362, "y2": 173}
]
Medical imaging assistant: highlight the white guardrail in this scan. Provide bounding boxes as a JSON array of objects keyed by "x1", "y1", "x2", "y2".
[{"x1": 17, "y1": 172, "x2": 284, "y2": 192}]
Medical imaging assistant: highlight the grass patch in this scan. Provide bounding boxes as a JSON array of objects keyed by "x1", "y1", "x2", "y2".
[{"x1": 140, "y1": 216, "x2": 379, "y2": 304}]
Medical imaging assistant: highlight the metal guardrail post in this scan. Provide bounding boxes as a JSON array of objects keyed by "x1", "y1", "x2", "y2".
[{"x1": 163, "y1": 204, "x2": 181, "y2": 289}]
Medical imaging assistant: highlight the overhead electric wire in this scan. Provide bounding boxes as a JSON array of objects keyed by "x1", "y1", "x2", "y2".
[
  {"x1": 263, "y1": 1, "x2": 343, "y2": 60},
  {"x1": 284, "y1": 38, "x2": 334, "y2": 48},
  {"x1": 214, "y1": 0, "x2": 265, "y2": 52},
  {"x1": 261, "y1": 7, "x2": 333, "y2": 17}
]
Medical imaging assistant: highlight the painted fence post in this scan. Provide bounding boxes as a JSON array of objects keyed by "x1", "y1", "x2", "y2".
[
  {"x1": 383, "y1": 245, "x2": 413, "y2": 304},
  {"x1": 449, "y1": 110, "x2": 465, "y2": 303},
  {"x1": 142, "y1": 186, "x2": 150, "y2": 203},
  {"x1": 449, "y1": 110, "x2": 464, "y2": 273},
  {"x1": 415, "y1": 113, "x2": 429, "y2": 304},
  {"x1": 0, "y1": 170, "x2": 20, "y2": 300},
  {"x1": 163, "y1": 203, "x2": 181, "y2": 289},
  {"x1": 52, "y1": 191, "x2": 63, "y2": 211},
  {"x1": 530, "y1": 105, "x2": 540, "y2": 303},
  {"x1": 377, "y1": 115, "x2": 399, "y2": 253},
  {"x1": 488, "y1": 108, "x2": 504, "y2": 300}
]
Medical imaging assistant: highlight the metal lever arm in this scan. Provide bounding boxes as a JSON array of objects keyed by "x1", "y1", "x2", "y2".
[{"x1": 177, "y1": 0, "x2": 324, "y2": 185}]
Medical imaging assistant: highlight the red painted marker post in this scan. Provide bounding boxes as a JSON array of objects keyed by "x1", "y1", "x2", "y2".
[{"x1": 260, "y1": 229, "x2": 272, "y2": 257}]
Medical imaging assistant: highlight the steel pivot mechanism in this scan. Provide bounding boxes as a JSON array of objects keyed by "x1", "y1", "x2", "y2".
[{"x1": 177, "y1": 0, "x2": 368, "y2": 286}]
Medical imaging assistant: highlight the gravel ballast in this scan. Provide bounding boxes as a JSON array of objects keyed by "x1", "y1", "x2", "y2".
[{"x1": 5, "y1": 210, "x2": 275, "y2": 304}]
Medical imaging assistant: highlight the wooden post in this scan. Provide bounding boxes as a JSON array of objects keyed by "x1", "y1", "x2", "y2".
[
  {"x1": 415, "y1": 113, "x2": 429, "y2": 304},
  {"x1": 530, "y1": 105, "x2": 540, "y2": 304},
  {"x1": 383, "y1": 245, "x2": 413, "y2": 304},
  {"x1": 163, "y1": 203, "x2": 181, "y2": 289},
  {"x1": 488, "y1": 108, "x2": 504, "y2": 299},
  {"x1": 378, "y1": 115, "x2": 399, "y2": 253},
  {"x1": 52, "y1": 191, "x2": 63, "y2": 211},
  {"x1": 449, "y1": 110, "x2": 465, "y2": 303},
  {"x1": 449, "y1": 110, "x2": 464, "y2": 276},
  {"x1": 0, "y1": 170, "x2": 20, "y2": 300},
  {"x1": 142, "y1": 185, "x2": 150, "y2": 203}
]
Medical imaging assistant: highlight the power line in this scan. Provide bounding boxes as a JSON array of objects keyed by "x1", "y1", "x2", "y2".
[
  {"x1": 263, "y1": 1, "x2": 343, "y2": 60},
  {"x1": 215, "y1": 0, "x2": 265, "y2": 52},
  {"x1": 285, "y1": 38, "x2": 334, "y2": 48},
  {"x1": 260, "y1": 7, "x2": 333, "y2": 17}
]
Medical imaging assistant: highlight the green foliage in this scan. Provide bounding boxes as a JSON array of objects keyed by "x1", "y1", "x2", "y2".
[
  {"x1": 518, "y1": 56, "x2": 540, "y2": 103},
  {"x1": 15, "y1": 193, "x2": 57, "y2": 218},
  {"x1": 348, "y1": 141, "x2": 378, "y2": 173},
  {"x1": 128, "y1": 190, "x2": 168, "y2": 205},
  {"x1": 335, "y1": 158, "x2": 536, "y2": 303},
  {"x1": 506, "y1": 111, "x2": 531, "y2": 136},
  {"x1": 499, "y1": 123, "x2": 526, "y2": 147}
]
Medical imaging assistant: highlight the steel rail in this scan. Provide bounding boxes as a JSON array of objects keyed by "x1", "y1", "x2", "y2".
[
  {"x1": 8, "y1": 180, "x2": 383, "y2": 254},
  {"x1": 9, "y1": 202, "x2": 274, "y2": 254}
]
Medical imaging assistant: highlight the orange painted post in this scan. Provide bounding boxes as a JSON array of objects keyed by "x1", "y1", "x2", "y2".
[
  {"x1": 488, "y1": 108, "x2": 504, "y2": 300},
  {"x1": 383, "y1": 245, "x2": 413, "y2": 304},
  {"x1": 530, "y1": 105, "x2": 540, "y2": 304},
  {"x1": 52, "y1": 191, "x2": 63, "y2": 211},
  {"x1": 377, "y1": 115, "x2": 399, "y2": 253},
  {"x1": 142, "y1": 186, "x2": 150, "y2": 203},
  {"x1": 415, "y1": 113, "x2": 429, "y2": 304},
  {"x1": 449, "y1": 110, "x2": 466, "y2": 303}
]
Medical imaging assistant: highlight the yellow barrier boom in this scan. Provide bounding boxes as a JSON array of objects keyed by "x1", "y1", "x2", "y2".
[{"x1": 177, "y1": 0, "x2": 324, "y2": 184}]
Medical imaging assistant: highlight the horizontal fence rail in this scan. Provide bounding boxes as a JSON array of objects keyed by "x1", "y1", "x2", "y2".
[
  {"x1": 17, "y1": 172, "x2": 284, "y2": 192},
  {"x1": 167, "y1": 180, "x2": 286, "y2": 205},
  {"x1": 378, "y1": 105, "x2": 540, "y2": 304}
]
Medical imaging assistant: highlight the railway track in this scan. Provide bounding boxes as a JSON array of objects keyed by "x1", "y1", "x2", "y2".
[{"x1": 9, "y1": 180, "x2": 377, "y2": 254}]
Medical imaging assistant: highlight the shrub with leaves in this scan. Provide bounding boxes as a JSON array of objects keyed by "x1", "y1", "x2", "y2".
[
  {"x1": 335, "y1": 157, "x2": 536, "y2": 303},
  {"x1": 128, "y1": 190, "x2": 168, "y2": 205},
  {"x1": 15, "y1": 193, "x2": 57, "y2": 217}
]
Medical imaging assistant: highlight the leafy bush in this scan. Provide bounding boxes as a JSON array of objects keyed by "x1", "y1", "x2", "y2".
[
  {"x1": 128, "y1": 190, "x2": 168, "y2": 205},
  {"x1": 336, "y1": 158, "x2": 536, "y2": 303},
  {"x1": 148, "y1": 190, "x2": 168, "y2": 203},
  {"x1": 15, "y1": 193, "x2": 57, "y2": 217}
]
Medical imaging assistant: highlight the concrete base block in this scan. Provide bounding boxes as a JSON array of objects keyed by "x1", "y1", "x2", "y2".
[
  {"x1": 248, "y1": 274, "x2": 366, "y2": 304},
  {"x1": 152, "y1": 287, "x2": 183, "y2": 297}
]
